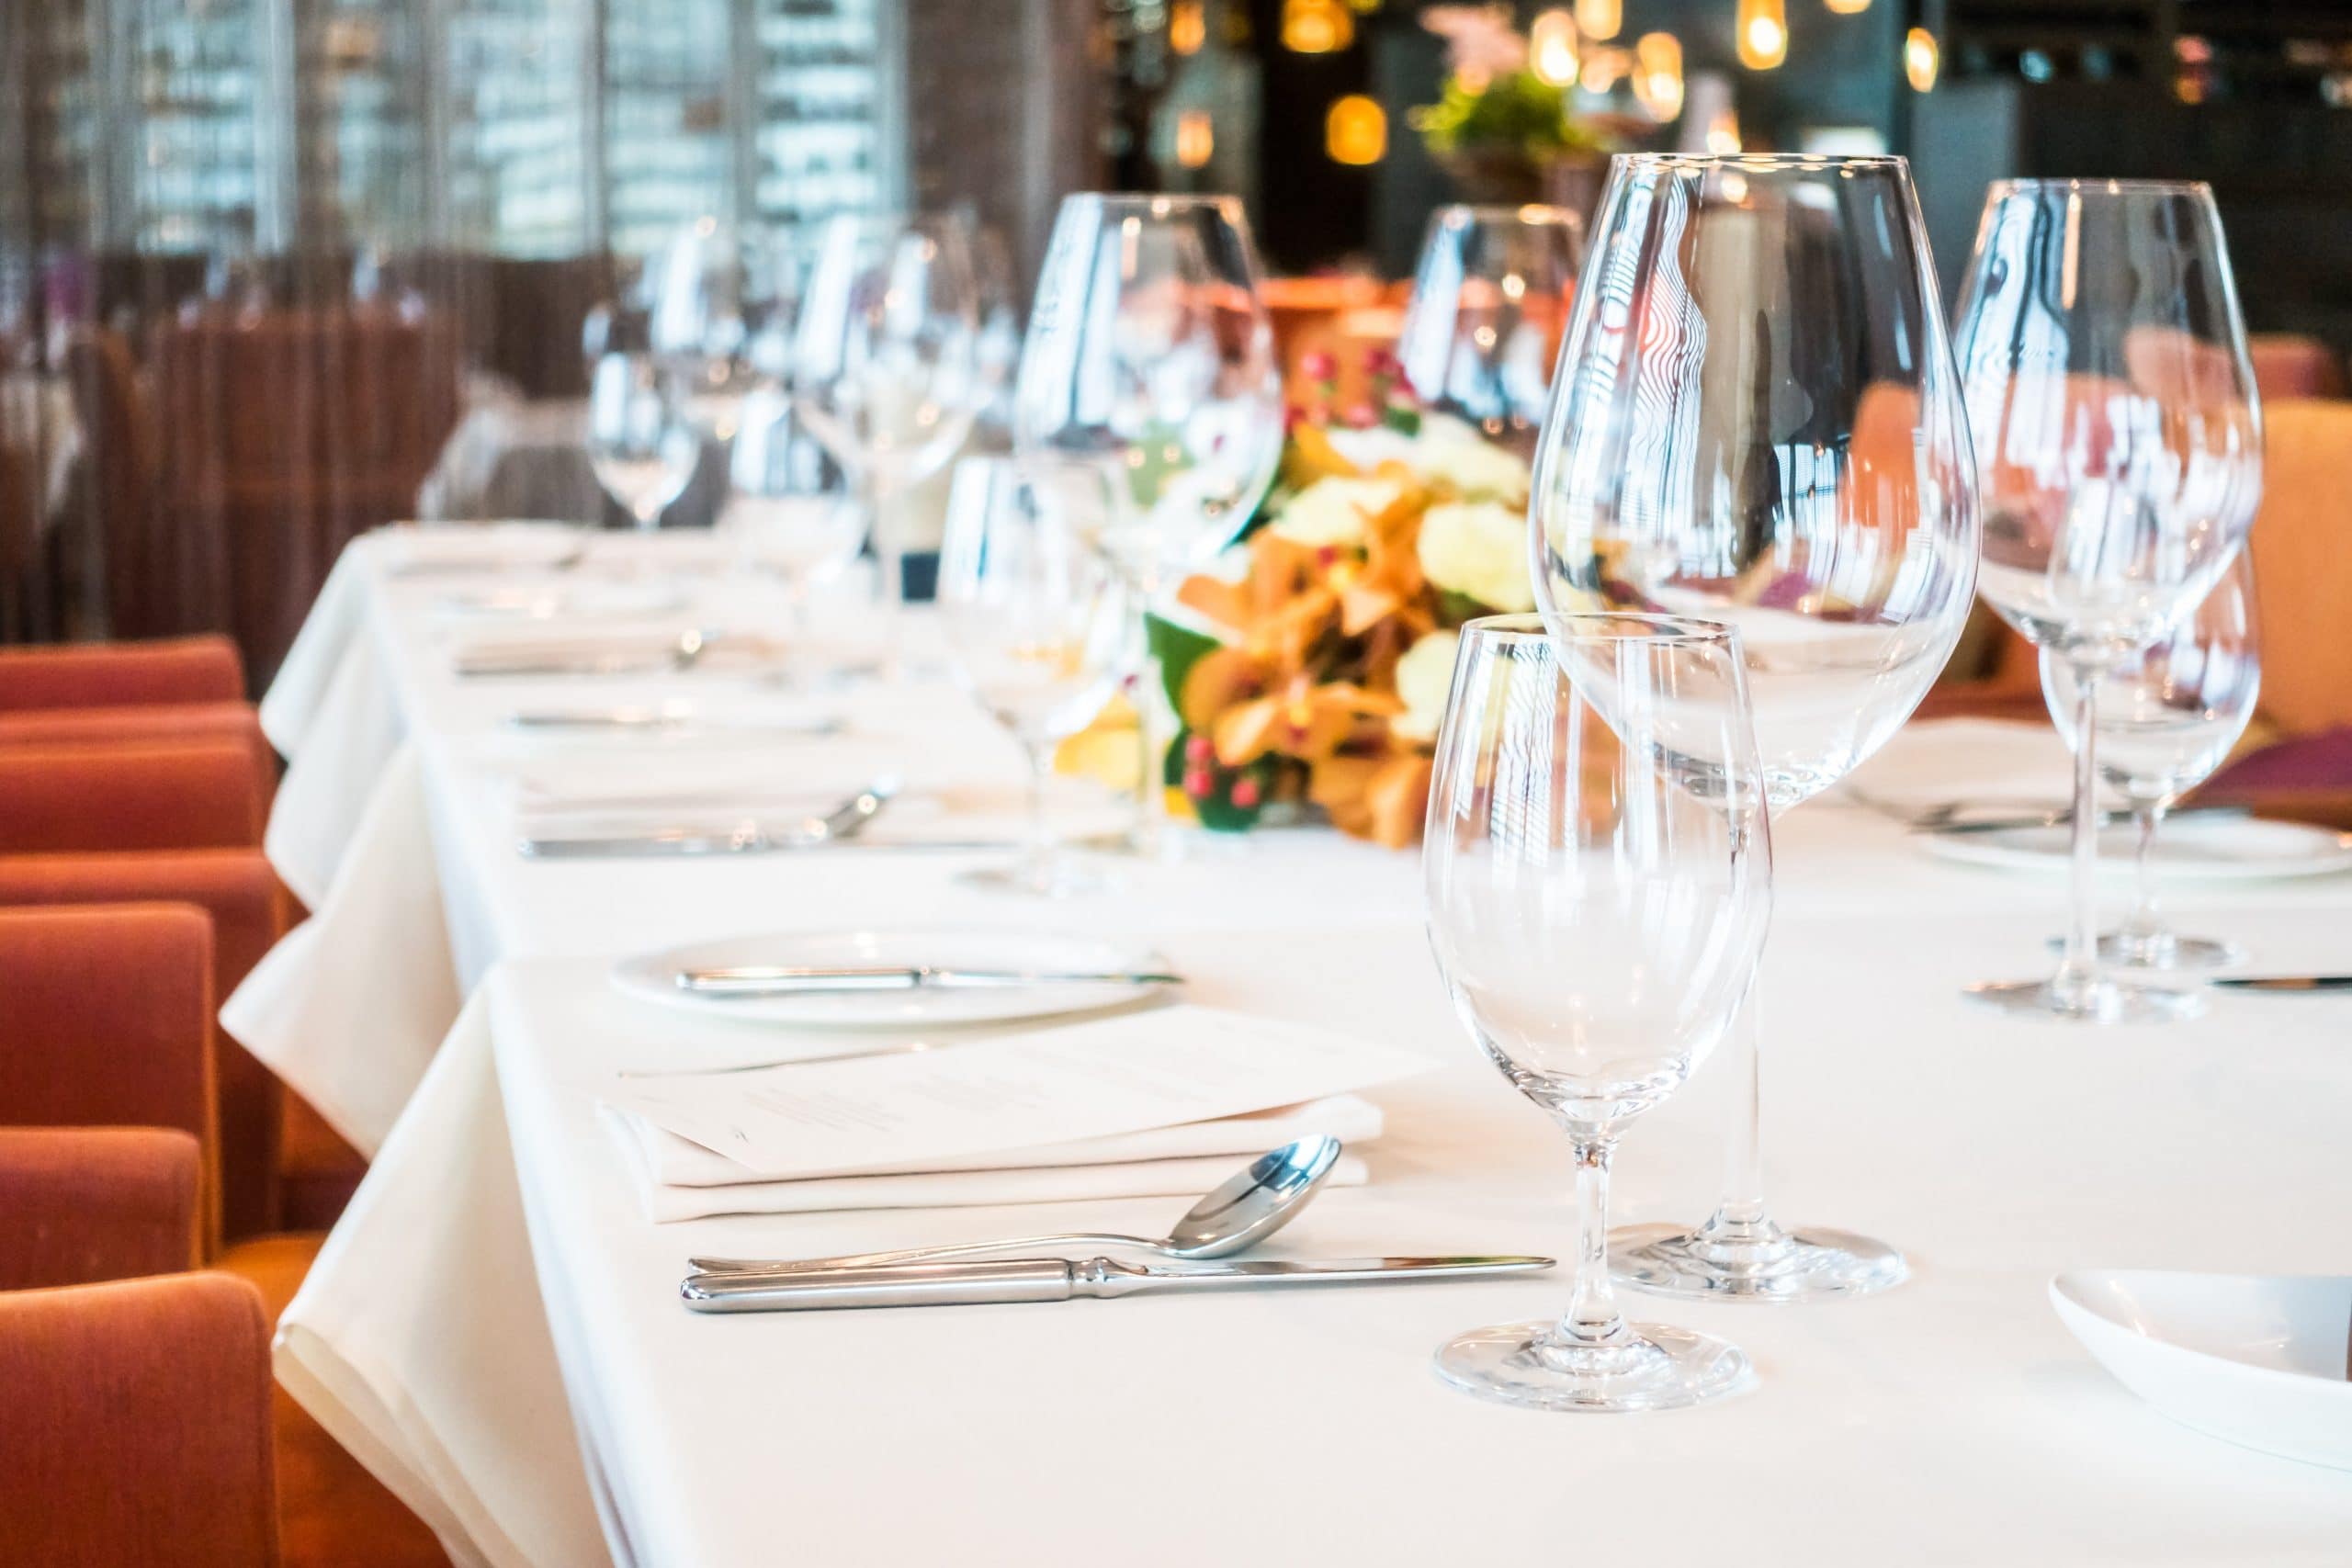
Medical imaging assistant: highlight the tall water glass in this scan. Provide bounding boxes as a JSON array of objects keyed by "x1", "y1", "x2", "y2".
[
  {"x1": 1534, "y1": 154, "x2": 1980, "y2": 1301},
  {"x1": 938, "y1": 457, "x2": 1126, "y2": 897},
  {"x1": 1954, "y1": 179, "x2": 2262, "y2": 1021},
  {"x1": 1396, "y1": 204, "x2": 1583, "y2": 457},
  {"x1": 2041, "y1": 550, "x2": 2260, "y2": 974},
  {"x1": 1013, "y1": 193, "x2": 1283, "y2": 853},
  {"x1": 722, "y1": 382, "x2": 863, "y2": 636},
  {"x1": 1425, "y1": 614, "x2": 1771, "y2": 1412},
  {"x1": 791, "y1": 214, "x2": 982, "y2": 631}
]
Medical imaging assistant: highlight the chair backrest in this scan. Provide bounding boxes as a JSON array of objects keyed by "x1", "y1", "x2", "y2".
[
  {"x1": 2248, "y1": 333, "x2": 2348, "y2": 401},
  {"x1": 2245, "y1": 398, "x2": 2352, "y2": 737},
  {"x1": 0, "y1": 739, "x2": 266, "y2": 852},
  {"x1": 0, "y1": 904, "x2": 220, "y2": 1252},
  {"x1": 0, "y1": 1127, "x2": 202, "y2": 1290},
  {"x1": 0, "y1": 850, "x2": 288, "y2": 1240},
  {"x1": 0, "y1": 1272, "x2": 280, "y2": 1566},
  {"x1": 0, "y1": 635, "x2": 245, "y2": 709}
]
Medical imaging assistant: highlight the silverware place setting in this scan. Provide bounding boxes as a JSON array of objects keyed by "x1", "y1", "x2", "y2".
[
  {"x1": 457, "y1": 626, "x2": 784, "y2": 679},
  {"x1": 518, "y1": 777, "x2": 919, "y2": 858}
]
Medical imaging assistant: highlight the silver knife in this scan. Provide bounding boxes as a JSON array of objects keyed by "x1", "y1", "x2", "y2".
[
  {"x1": 2211, "y1": 976, "x2": 2352, "y2": 992},
  {"x1": 675, "y1": 964, "x2": 1183, "y2": 996},
  {"x1": 679, "y1": 1254, "x2": 1555, "y2": 1313},
  {"x1": 507, "y1": 710, "x2": 843, "y2": 737},
  {"x1": 520, "y1": 832, "x2": 1018, "y2": 858}
]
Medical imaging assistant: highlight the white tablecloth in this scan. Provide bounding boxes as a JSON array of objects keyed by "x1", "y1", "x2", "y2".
[{"x1": 235, "y1": 528, "x2": 2352, "y2": 1567}]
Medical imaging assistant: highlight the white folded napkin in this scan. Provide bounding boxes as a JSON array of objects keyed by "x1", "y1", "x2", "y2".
[{"x1": 602, "y1": 1094, "x2": 1382, "y2": 1222}]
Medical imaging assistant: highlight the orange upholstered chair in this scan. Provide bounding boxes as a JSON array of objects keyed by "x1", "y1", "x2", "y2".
[
  {"x1": 2242, "y1": 399, "x2": 2352, "y2": 739},
  {"x1": 0, "y1": 698, "x2": 275, "y2": 781},
  {"x1": 2248, "y1": 333, "x2": 2348, "y2": 401},
  {"x1": 0, "y1": 738, "x2": 266, "y2": 852},
  {"x1": 0, "y1": 634, "x2": 244, "y2": 708},
  {"x1": 0, "y1": 904, "x2": 447, "y2": 1565},
  {"x1": 0, "y1": 1272, "x2": 282, "y2": 1566},
  {"x1": 0, "y1": 1127, "x2": 202, "y2": 1291},
  {"x1": 0, "y1": 904, "x2": 220, "y2": 1248},
  {"x1": 0, "y1": 850, "x2": 291, "y2": 1238}
]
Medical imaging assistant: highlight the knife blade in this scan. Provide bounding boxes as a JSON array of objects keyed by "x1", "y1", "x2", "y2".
[
  {"x1": 679, "y1": 1254, "x2": 1555, "y2": 1313},
  {"x1": 518, "y1": 832, "x2": 1020, "y2": 858},
  {"x1": 674, "y1": 964, "x2": 1184, "y2": 996},
  {"x1": 2211, "y1": 976, "x2": 2352, "y2": 992}
]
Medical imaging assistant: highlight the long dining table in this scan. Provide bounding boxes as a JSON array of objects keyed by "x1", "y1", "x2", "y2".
[{"x1": 229, "y1": 525, "x2": 2352, "y2": 1567}]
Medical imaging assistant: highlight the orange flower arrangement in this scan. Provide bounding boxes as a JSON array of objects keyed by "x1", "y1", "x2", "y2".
[{"x1": 1138, "y1": 405, "x2": 1538, "y2": 846}]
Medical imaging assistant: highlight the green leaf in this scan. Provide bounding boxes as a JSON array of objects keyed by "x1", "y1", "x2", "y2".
[
  {"x1": 1164, "y1": 729, "x2": 1270, "y2": 833},
  {"x1": 1146, "y1": 613, "x2": 1222, "y2": 713}
]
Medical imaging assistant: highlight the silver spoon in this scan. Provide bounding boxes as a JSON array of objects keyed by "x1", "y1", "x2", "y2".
[{"x1": 685, "y1": 1134, "x2": 1344, "y2": 1276}]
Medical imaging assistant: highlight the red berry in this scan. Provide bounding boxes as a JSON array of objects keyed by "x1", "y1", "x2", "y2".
[
  {"x1": 1230, "y1": 776, "x2": 1262, "y2": 809},
  {"x1": 1300, "y1": 350, "x2": 1337, "y2": 381},
  {"x1": 1182, "y1": 768, "x2": 1212, "y2": 796},
  {"x1": 1184, "y1": 734, "x2": 1214, "y2": 763}
]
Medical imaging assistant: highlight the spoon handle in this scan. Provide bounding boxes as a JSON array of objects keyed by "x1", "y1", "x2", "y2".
[{"x1": 687, "y1": 1233, "x2": 1161, "y2": 1277}]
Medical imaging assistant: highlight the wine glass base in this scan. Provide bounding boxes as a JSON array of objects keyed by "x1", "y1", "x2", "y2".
[
  {"x1": 956, "y1": 861, "x2": 1107, "y2": 899},
  {"x1": 1609, "y1": 1223, "x2": 1909, "y2": 1303},
  {"x1": 1434, "y1": 1320, "x2": 1753, "y2": 1413},
  {"x1": 2041, "y1": 932, "x2": 2246, "y2": 971},
  {"x1": 1964, "y1": 977, "x2": 2204, "y2": 1022}
]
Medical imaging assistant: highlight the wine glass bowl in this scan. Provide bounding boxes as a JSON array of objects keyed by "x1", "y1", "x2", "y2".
[
  {"x1": 1396, "y1": 203, "x2": 1583, "y2": 458},
  {"x1": 1532, "y1": 152, "x2": 1978, "y2": 1302},
  {"x1": 1424, "y1": 613, "x2": 1770, "y2": 1412},
  {"x1": 583, "y1": 341, "x2": 699, "y2": 530}
]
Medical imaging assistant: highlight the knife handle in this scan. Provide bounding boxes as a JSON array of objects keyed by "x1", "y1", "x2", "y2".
[{"x1": 682, "y1": 1258, "x2": 1078, "y2": 1313}]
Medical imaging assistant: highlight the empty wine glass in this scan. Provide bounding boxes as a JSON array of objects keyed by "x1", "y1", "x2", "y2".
[
  {"x1": 2041, "y1": 549, "x2": 2261, "y2": 974},
  {"x1": 1013, "y1": 193, "x2": 1283, "y2": 852},
  {"x1": 1424, "y1": 613, "x2": 1771, "y2": 1412},
  {"x1": 790, "y1": 213, "x2": 982, "y2": 632},
  {"x1": 1396, "y1": 203, "x2": 1583, "y2": 457},
  {"x1": 644, "y1": 218, "x2": 754, "y2": 434},
  {"x1": 937, "y1": 457, "x2": 1126, "y2": 897},
  {"x1": 1954, "y1": 178, "x2": 2262, "y2": 1022},
  {"x1": 583, "y1": 306, "x2": 700, "y2": 530},
  {"x1": 722, "y1": 382, "x2": 863, "y2": 635},
  {"x1": 1534, "y1": 154, "x2": 1980, "y2": 1302}
]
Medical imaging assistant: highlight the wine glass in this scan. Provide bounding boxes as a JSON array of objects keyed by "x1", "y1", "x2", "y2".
[
  {"x1": 1396, "y1": 203, "x2": 1583, "y2": 457},
  {"x1": 582, "y1": 300, "x2": 700, "y2": 531},
  {"x1": 1953, "y1": 179, "x2": 2262, "y2": 1022},
  {"x1": 1424, "y1": 613, "x2": 1771, "y2": 1412},
  {"x1": 937, "y1": 456, "x2": 1127, "y2": 897},
  {"x1": 721, "y1": 381, "x2": 863, "y2": 637},
  {"x1": 1533, "y1": 154, "x2": 1981, "y2": 1302},
  {"x1": 2040, "y1": 549, "x2": 2261, "y2": 975},
  {"x1": 1012, "y1": 193, "x2": 1283, "y2": 852},
  {"x1": 644, "y1": 217, "x2": 754, "y2": 434},
  {"x1": 790, "y1": 213, "x2": 982, "y2": 630}
]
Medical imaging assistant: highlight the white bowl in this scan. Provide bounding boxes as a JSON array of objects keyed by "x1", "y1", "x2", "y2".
[{"x1": 2051, "y1": 1269, "x2": 2352, "y2": 1471}]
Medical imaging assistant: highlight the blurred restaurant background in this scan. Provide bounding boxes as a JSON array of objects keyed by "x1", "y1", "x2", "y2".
[{"x1": 4, "y1": 0, "x2": 2349, "y2": 683}]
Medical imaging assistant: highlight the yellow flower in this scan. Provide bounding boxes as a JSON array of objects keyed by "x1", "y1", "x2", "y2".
[
  {"x1": 1389, "y1": 628, "x2": 1459, "y2": 741},
  {"x1": 1411, "y1": 413, "x2": 1532, "y2": 503},
  {"x1": 1268, "y1": 476, "x2": 1405, "y2": 549},
  {"x1": 1418, "y1": 499, "x2": 1536, "y2": 612}
]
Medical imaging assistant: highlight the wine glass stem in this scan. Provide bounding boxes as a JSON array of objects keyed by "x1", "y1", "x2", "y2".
[
  {"x1": 1560, "y1": 1138, "x2": 1627, "y2": 1347},
  {"x1": 1120, "y1": 570, "x2": 1165, "y2": 856},
  {"x1": 2058, "y1": 666, "x2": 2104, "y2": 998},
  {"x1": 2128, "y1": 800, "x2": 2163, "y2": 939},
  {"x1": 1713, "y1": 981, "x2": 1770, "y2": 1235},
  {"x1": 1020, "y1": 736, "x2": 1057, "y2": 881}
]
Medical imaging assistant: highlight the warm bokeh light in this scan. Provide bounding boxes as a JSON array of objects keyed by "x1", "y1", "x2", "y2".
[
  {"x1": 1705, "y1": 108, "x2": 1743, "y2": 154},
  {"x1": 1905, "y1": 26, "x2": 1940, "y2": 91},
  {"x1": 1170, "y1": 0, "x2": 1205, "y2": 56},
  {"x1": 1175, "y1": 108, "x2": 1214, "y2": 167},
  {"x1": 1580, "y1": 51, "x2": 1625, "y2": 92},
  {"x1": 1573, "y1": 0, "x2": 1622, "y2": 42},
  {"x1": 1529, "y1": 11, "x2": 1581, "y2": 87},
  {"x1": 1634, "y1": 32, "x2": 1684, "y2": 120},
  {"x1": 1325, "y1": 95, "x2": 1386, "y2": 165},
  {"x1": 1736, "y1": 0, "x2": 1788, "y2": 70},
  {"x1": 1281, "y1": 0, "x2": 1353, "y2": 54},
  {"x1": 1824, "y1": 0, "x2": 1872, "y2": 14}
]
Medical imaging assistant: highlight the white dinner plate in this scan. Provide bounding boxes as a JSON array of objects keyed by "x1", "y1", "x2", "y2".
[
  {"x1": 609, "y1": 930, "x2": 1176, "y2": 1029},
  {"x1": 2052, "y1": 1270, "x2": 2352, "y2": 1471},
  {"x1": 1924, "y1": 816, "x2": 2352, "y2": 881}
]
